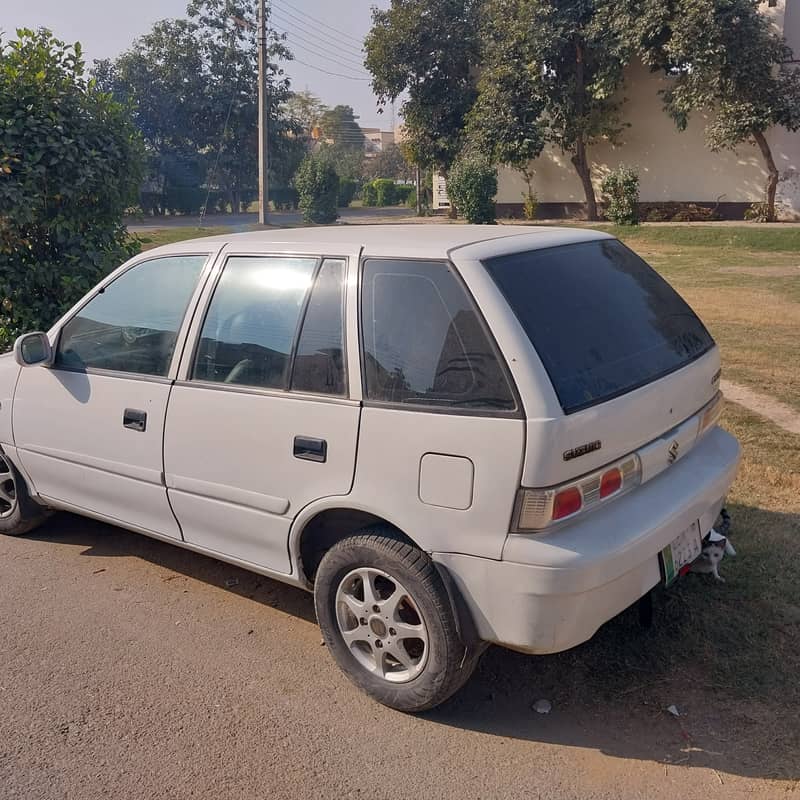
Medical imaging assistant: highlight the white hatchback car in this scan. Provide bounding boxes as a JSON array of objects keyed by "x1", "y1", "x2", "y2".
[{"x1": 2, "y1": 225, "x2": 739, "y2": 711}]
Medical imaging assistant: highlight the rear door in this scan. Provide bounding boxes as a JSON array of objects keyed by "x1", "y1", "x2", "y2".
[{"x1": 163, "y1": 248, "x2": 361, "y2": 574}]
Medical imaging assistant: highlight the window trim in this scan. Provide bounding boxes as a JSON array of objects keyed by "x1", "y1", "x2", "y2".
[
  {"x1": 357, "y1": 256, "x2": 523, "y2": 419},
  {"x1": 186, "y1": 252, "x2": 351, "y2": 399},
  {"x1": 52, "y1": 252, "x2": 215, "y2": 382}
]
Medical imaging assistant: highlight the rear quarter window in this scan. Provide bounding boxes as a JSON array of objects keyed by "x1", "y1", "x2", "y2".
[{"x1": 483, "y1": 239, "x2": 714, "y2": 413}]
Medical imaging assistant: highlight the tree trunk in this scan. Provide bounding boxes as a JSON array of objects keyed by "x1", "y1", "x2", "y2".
[
  {"x1": 753, "y1": 129, "x2": 779, "y2": 222},
  {"x1": 572, "y1": 38, "x2": 598, "y2": 221},
  {"x1": 571, "y1": 138, "x2": 598, "y2": 221}
]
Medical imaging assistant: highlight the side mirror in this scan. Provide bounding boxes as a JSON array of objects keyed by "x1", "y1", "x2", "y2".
[{"x1": 13, "y1": 332, "x2": 53, "y2": 367}]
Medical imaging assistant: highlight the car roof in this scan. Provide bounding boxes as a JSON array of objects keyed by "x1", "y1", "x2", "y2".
[{"x1": 148, "y1": 223, "x2": 614, "y2": 260}]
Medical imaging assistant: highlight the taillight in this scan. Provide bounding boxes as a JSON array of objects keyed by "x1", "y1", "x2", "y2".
[
  {"x1": 552, "y1": 487, "x2": 582, "y2": 520},
  {"x1": 599, "y1": 467, "x2": 622, "y2": 498},
  {"x1": 697, "y1": 391, "x2": 723, "y2": 440},
  {"x1": 514, "y1": 454, "x2": 642, "y2": 532}
]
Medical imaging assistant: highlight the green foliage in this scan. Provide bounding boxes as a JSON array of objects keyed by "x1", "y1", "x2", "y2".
[
  {"x1": 294, "y1": 155, "x2": 339, "y2": 224},
  {"x1": 446, "y1": 154, "x2": 497, "y2": 224},
  {"x1": 405, "y1": 189, "x2": 418, "y2": 209},
  {"x1": 96, "y1": 0, "x2": 296, "y2": 214},
  {"x1": 269, "y1": 186, "x2": 299, "y2": 211},
  {"x1": 317, "y1": 106, "x2": 365, "y2": 182},
  {"x1": 337, "y1": 179, "x2": 358, "y2": 208},
  {"x1": 522, "y1": 191, "x2": 539, "y2": 221},
  {"x1": 361, "y1": 181, "x2": 378, "y2": 207},
  {"x1": 394, "y1": 184, "x2": 415, "y2": 205},
  {"x1": 372, "y1": 179, "x2": 398, "y2": 206},
  {"x1": 469, "y1": 0, "x2": 633, "y2": 221},
  {"x1": 365, "y1": 0, "x2": 481, "y2": 171},
  {"x1": 363, "y1": 143, "x2": 413, "y2": 181},
  {"x1": 601, "y1": 165, "x2": 640, "y2": 225},
  {"x1": 743, "y1": 202, "x2": 771, "y2": 223},
  {"x1": 631, "y1": 0, "x2": 800, "y2": 221},
  {"x1": 0, "y1": 29, "x2": 143, "y2": 350}
]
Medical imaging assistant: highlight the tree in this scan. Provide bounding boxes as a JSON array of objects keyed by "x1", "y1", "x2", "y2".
[
  {"x1": 316, "y1": 105, "x2": 365, "y2": 182},
  {"x1": 0, "y1": 29, "x2": 142, "y2": 349},
  {"x1": 634, "y1": 0, "x2": 800, "y2": 222},
  {"x1": 295, "y1": 154, "x2": 339, "y2": 224},
  {"x1": 364, "y1": 0, "x2": 482, "y2": 173},
  {"x1": 96, "y1": 0, "x2": 295, "y2": 214},
  {"x1": 472, "y1": 0, "x2": 632, "y2": 220},
  {"x1": 363, "y1": 143, "x2": 413, "y2": 181},
  {"x1": 283, "y1": 89, "x2": 327, "y2": 135}
]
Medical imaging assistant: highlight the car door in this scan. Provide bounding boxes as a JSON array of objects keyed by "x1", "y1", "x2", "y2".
[
  {"x1": 12, "y1": 252, "x2": 213, "y2": 538},
  {"x1": 163, "y1": 249, "x2": 361, "y2": 574}
]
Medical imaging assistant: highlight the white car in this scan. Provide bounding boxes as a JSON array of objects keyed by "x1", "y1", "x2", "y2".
[{"x1": 1, "y1": 225, "x2": 739, "y2": 711}]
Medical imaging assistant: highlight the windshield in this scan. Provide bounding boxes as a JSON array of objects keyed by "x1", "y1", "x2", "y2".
[{"x1": 482, "y1": 239, "x2": 714, "y2": 414}]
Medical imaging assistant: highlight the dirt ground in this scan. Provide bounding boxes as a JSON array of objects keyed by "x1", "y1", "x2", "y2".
[{"x1": 1, "y1": 512, "x2": 795, "y2": 800}]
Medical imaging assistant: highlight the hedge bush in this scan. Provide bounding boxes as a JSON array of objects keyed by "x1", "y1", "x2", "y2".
[
  {"x1": 601, "y1": 165, "x2": 640, "y2": 225},
  {"x1": 337, "y1": 178, "x2": 358, "y2": 208},
  {"x1": 446, "y1": 154, "x2": 497, "y2": 224},
  {"x1": 294, "y1": 155, "x2": 339, "y2": 224}
]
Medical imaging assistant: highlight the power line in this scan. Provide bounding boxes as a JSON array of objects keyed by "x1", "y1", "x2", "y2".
[
  {"x1": 270, "y1": 8, "x2": 365, "y2": 59},
  {"x1": 272, "y1": 0, "x2": 365, "y2": 47},
  {"x1": 273, "y1": 24, "x2": 368, "y2": 74},
  {"x1": 288, "y1": 56, "x2": 371, "y2": 81},
  {"x1": 279, "y1": 36, "x2": 370, "y2": 79}
]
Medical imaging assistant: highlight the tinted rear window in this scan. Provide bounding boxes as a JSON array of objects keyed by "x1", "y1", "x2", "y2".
[{"x1": 483, "y1": 239, "x2": 714, "y2": 413}]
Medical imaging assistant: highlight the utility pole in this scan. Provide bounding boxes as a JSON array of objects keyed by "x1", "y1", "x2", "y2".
[{"x1": 257, "y1": 0, "x2": 269, "y2": 225}]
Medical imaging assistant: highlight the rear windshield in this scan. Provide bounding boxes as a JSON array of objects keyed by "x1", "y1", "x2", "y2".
[{"x1": 483, "y1": 239, "x2": 714, "y2": 414}]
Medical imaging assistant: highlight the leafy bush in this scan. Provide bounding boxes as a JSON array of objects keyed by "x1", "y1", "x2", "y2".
[
  {"x1": 394, "y1": 184, "x2": 415, "y2": 205},
  {"x1": 294, "y1": 154, "x2": 339, "y2": 224},
  {"x1": 446, "y1": 154, "x2": 497, "y2": 224},
  {"x1": 523, "y1": 191, "x2": 539, "y2": 221},
  {"x1": 337, "y1": 178, "x2": 358, "y2": 208},
  {"x1": 0, "y1": 29, "x2": 143, "y2": 350},
  {"x1": 361, "y1": 181, "x2": 378, "y2": 207},
  {"x1": 372, "y1": 178, "x2": 398, "y2": 206},
  {"x1": 601, "y1": 165, "x2": 640, "y2": 225},
  {"x1": 405, "y1": 189, "x2": 418, "y2": 209},
  {"x1": 744, "y1": 202, "x2": 771, "y2": 222}
]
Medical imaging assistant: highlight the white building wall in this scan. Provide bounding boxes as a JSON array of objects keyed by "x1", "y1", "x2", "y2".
[{"x1": 495, "y1": 1, "x2": 800, "y2": 219}]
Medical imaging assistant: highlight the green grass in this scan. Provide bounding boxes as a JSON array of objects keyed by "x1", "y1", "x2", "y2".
[{"x1": 133, "y1": 226, "x2": 242, "y2": 251}]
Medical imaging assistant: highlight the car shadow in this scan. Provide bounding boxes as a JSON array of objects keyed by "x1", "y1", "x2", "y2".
[{"x1": 27, "y1": 504, "x2": 799, "y2": 782}]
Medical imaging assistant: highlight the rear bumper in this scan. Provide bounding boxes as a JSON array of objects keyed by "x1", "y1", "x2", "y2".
[{"x1": 433, "y1": 426, "x2": 740, "y2": 654}]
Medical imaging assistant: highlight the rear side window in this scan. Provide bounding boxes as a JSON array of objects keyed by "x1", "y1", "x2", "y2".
[
  {"x1": 291, "y1": 258, "x2": 346, "y2": 395},
  {"x1": 361, "y1": 258, "x2": 515, "y2": 411},
  {"x1": 483, "y1": 240, "x2": 714, "y2": 414},
  {"x1": 193, "y1": 256, "x2": 317, "y2": 389}
]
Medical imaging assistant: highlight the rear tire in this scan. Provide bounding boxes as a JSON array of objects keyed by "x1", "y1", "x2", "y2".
[
  {"x1": 314, "y1": 529, "x2": 480, "y2": 712},
  {"x1": 0, "y1": 453, "x2": 50, "y2": 536}
]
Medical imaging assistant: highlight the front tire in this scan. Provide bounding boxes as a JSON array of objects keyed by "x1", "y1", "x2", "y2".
[
  {"x1": 314, "y1": 530, "x2": 479, "y2": 712},
  {"x1": 0, "y1": 453, "x2": 49, "y2": 536}
]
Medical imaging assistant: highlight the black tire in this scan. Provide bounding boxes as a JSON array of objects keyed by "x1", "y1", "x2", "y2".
[
  {"x1": 314, "y1": 529, "x2": 480, "y2": 712},
  {"x1": 0, "y1": 452, "x2": 50, "y2": 537}
]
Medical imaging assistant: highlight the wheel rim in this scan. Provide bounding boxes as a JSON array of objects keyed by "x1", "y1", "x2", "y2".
[
  {"x1": 335, "y1": 567, "x2": 429, "y2": 684},
  {"x1": 0, "y1": 455, "x2": 17, "y2": 519}
]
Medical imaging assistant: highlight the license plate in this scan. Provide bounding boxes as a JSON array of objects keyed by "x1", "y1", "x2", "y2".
[{"x1": 660, "y1": 520, "x2": 702, "y2": 586}]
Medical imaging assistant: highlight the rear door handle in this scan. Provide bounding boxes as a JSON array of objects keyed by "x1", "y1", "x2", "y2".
[
  {"x1": 293, "y1": 436, "x2": 327, "y2": 463},
  {"x1": 123, "y1": 408, "x2": 147, "y2": 432}
]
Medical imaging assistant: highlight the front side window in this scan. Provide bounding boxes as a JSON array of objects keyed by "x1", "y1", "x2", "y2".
[
  {"x1": 361, "y1": 259, "x2": 516, "y2": 411},
  {"x1": 192, "y1": 256, "x2": 317, "y2": 390},
  {"x1": 56, "y1": 255, "x2": 207, "y2": 377}
]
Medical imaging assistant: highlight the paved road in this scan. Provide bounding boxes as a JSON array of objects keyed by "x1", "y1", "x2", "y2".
[
  {"x1": 0, "y1": 514, "x2": 784, "y2": 799},
  {"x1": 124, "y1": 207, "x2": 414, "y2": 232}
]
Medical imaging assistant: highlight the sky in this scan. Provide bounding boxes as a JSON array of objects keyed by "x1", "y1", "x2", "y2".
[{"x1": 2, "y1": 0, "x2": 394, "y2": 130}]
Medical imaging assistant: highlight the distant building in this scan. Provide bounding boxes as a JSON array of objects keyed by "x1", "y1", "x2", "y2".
[{"x1": 361, "y1": 128, "x2": 396, "y2": 156}]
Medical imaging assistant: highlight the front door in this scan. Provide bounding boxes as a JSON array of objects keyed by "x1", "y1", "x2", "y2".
[
  {"x1": 163, "y1": 253, "x2": 360, "y2": 574},
  {"x1": 13, "y1": 254, "x2": 210, "y2": 538}
]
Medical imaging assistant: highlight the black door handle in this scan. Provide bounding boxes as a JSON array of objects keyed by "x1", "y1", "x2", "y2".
[
  {"x1": 123, "y1": 408, "x2": 147, "y2": 432},
  {"x1": 293, "y1": 436, "x2": 327, "y2": 463}
]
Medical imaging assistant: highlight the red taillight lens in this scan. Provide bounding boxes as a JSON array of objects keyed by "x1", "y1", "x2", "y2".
[
  {"x1": 552, "y1": 487, "x2": 582, "y2": 520},
  {"x1": 599, "y1": 467, "x2": 622, "y2": 498}
]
